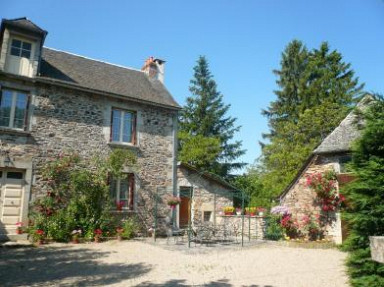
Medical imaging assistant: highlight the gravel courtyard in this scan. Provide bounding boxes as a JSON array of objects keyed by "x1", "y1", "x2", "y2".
[{"x1": 0, "y1": 239, "x2": 349, "y2": 287}]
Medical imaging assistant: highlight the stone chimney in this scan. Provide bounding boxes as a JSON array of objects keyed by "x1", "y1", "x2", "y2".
[{"x1": 141, "y1": 56, "x2": 165, "y2": 83}]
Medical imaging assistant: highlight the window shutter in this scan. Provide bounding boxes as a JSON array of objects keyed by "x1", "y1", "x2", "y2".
[
  {"x1": 23, "y1": 94, "x2": 31, "y2": 131},
  {"x1": 132, "y1": 113, "x2": 137, "y2": 145},
  {"x1": 129, "y1": 174, "x2": 135, "y2": 210}
]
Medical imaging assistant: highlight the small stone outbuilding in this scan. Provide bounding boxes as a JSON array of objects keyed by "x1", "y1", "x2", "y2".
[
  {"x1": 279, "y1": 96, "x2": 373, "y2": 244},
  {"x1": 176, "y1": 163, "x2": 236, "y2": 228}
]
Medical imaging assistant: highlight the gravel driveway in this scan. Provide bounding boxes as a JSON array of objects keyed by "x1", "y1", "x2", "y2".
[{"x1": 0, "y1": 239, "x2": 348, "y2": 287}]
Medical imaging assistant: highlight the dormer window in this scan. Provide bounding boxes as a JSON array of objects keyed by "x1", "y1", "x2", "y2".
[{"x1": 10, "y1": 39, "x2": 32, "y2": 59}]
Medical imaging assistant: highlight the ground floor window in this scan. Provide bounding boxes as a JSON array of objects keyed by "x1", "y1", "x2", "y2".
[{"x1": 110, "y1": 174, "x2": 135, "y2": 211}]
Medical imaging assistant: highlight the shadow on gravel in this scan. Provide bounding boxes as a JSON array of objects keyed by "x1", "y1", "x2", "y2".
[
  {"x1": 0, "y1": 245, "x2": 151, "y2": 286},
  {"x1": 135, "y1": 278, "x2": 274, "y2": 287}
]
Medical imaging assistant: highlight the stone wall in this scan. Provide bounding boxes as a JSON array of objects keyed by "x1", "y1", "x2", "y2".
[
  {"x1": 218, "y1": 215, "x2": 266, "y2": 239},
  {"x1": 280, "y1": 154, "x2": 343, "y2": 244},
  {"x1": 0, "y1": 76, "x2": 177, "y2": 231},
  {"x1": 177, "y1": 166, "x2": 234, "y2": 227}
]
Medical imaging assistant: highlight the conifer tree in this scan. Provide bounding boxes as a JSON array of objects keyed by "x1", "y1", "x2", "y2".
[
  {"x1": 179, "y1": 56, "x2": 245, "y2": 178},
  {"x1": 342, "y1": 96, "x2": 384, "y2": 287},
  {"x1": 258, "y1": 40, "x2": 364, "y2": 197}
]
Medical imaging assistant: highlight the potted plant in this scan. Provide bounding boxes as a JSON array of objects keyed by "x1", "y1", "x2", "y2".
[
  {"x1": 116, "y1": 200, "x2": 125, "y2": 211},
  {"x1": 245, "y1": 207, "x2": 257, "y2": 216},
  {"x1": 223, "y1": 206, "x2": 235, "y2": 215},
  {"x1": 257, "y1": 207, "x2": 266, "y2": 216},
  {"x1": 15, "y1": 222, "x2": 23, "y2": 234},
  {"x1": 94, "y1": 228, "x2": 102, "y2": 243},
  {"x1": 167, "y1": 196, "x2": 181, "y2": 209},
  {"x1": 34, "y1": 229, "x2": 45, "y2": 246},
  {"x1": 116, "y1": 227, "x2": 124, "y2": 241},
  {"x1": 71, "y1": 229, "x2": 82, "y2": 244},
  {"x1": 235, "y1": 208, "x2": 242, "y2": 215}
]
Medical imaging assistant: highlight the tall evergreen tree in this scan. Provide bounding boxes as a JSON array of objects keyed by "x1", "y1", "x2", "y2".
[
  {"x1": 179, "y1": 56, "x2": 245, "y2": 178},
  {"x1": 342, "y1": 96, "x2": 384, "y2": 287},
  {"x1": 258, "y1": 40, "x2": 364, "y2": 197}
]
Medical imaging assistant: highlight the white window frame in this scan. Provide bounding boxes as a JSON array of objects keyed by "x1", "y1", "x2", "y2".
[
  {"x1": 111, "y1": 108, "x2": 136, "y2": 144},
  {"x1": 110, "y1": 174, "x2": 135, "y2": 211},
  {"x1": 9, "y1": 38, "x2": 33, "y2": 59},
  {"x1": 0, "y1": 89, "x2": 29, "y2": 130}
]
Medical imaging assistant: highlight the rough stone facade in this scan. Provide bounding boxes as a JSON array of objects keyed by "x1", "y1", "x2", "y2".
[
  {"x1": 280, "y1": 154, "x2": 346, "y2": 244},
  {"x1": 177, "y1": 165, "x2": 234, "y2": 227},
  {"x1": 0, "y1": 76, "x2": 178, "y2": 234}
]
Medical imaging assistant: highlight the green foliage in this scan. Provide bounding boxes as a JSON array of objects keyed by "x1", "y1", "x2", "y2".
[
  {"x1": 29, "y1": 149, "x2": 137, "y2": 242},
  {"x1": 257, "y1": 40, "x2": 363, "y2": 199},
  {"x1": 179, "y1": 56, "x2": 245, "y2": 178},
  {"x1": 342, "y1": 96, "x2": 384, "y2": 286},
  {"x1": 178, "y1": 131, "x2": 222, "y2": 170},
  {"x1": 122, "y1": 217, "x2": 139, "y2": 239},
  {"x1": 232, "y1": 169, "x2": 271, "y2": 208},
  {"x1": 265, "y1": 214, "x2": 285, "y2": 241}
]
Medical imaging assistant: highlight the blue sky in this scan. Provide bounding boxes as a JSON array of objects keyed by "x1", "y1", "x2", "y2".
[{"x1": 2, "y1": 0, "x2": 384, "y2": 172}]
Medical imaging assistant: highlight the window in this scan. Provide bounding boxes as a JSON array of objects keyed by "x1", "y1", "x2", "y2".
[
  {"x1": 10, "y1": 39, "x2": 32, "y2": 59},
  {"x1": 0, "y1": 89, "x2": 29, "y2": 130},
  {"x1": 111, "y1": 109, "x2": 136, "y2": 144},
  {"x1": 203, "y1": 211, "x2": 212, "y2": 222},
  {"x1": 110, "y1": 174, "x2": 135, "y2": 211},
  {"x1": 339, "y1": 155, "x2": 352, "y2": 173}
]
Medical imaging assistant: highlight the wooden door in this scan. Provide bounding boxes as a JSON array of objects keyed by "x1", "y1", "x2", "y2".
[
  {"x1": 0, "y1": 170, "x2": 25, "y2": 234},
  {"x1": 179, "y1": 196, "x2": 190, "y2": 228}
]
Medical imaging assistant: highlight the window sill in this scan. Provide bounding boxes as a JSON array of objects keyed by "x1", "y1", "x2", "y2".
[
  {"x1": 110, "y1": 210, "x2": 136, "y2": 214},
  {"x1": 0, "y1": 127, "x2": 30, "y2": 136},
  {"x1": 108, "y1": 142, "x2": 139, "y2": 149}
]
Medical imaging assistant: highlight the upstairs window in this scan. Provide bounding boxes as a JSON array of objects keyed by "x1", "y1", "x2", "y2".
[
  {"x1": 110, "y1": 174, "x2": 135, "y2": 211},
  {"x1": 10, "y1": 39, "x2": 32, "y2": 59},
  {"x1": 111, "y1": 109, "x2": 136, "y2": 144},
  {"x1": 0, "y1": 89, "x2": 29, "y2": 130}
]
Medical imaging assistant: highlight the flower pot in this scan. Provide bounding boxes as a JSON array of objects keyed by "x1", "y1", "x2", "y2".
[
  {"x1": 258, "y1": 212, "x2": 264, "y2": 216},
  {"x1": 16, "y1": 229, "x2": 23, "y2": 234},
  {"x1": 236, "y1": 212, "x2": 242, "y2": 215},
  {"x1": 35, "y1": 239, "x2": 44, "y2": 246},
  {"x1": 224, "y1": 212, "x2": 233, "y2": 216},
  {"x1": 117, "y1": 235, "x2": 123, "y2": 241},
  {"x1": 72, "y1": 238, "x2": 79, "y2": 244},
  {"x1": 94, "y1": 236, "x2": 101, "y2": 243}
]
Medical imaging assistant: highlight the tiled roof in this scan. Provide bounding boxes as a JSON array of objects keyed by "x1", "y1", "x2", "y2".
[{"x1": 39, "y1": 48, "x2": 180, "y2": 109}]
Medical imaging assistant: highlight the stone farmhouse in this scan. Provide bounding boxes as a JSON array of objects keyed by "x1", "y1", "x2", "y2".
[
  {"x1": 0, "y1": 17, "x2": 182, "y2": 238},
  {"x1": 279, "y1": 96, "x2": 373, "y2": 244}
]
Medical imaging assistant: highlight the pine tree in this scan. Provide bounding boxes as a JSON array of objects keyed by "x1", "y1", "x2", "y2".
[
  {"x1": 179, "y1": 56, "x2": 245, "y2": 178},
  {"x1": 342, "y1": 96, "x2": 384, "y2": 287},
  {"x1": 258, "y1": 40, "x2": 364, "y2": 197}
]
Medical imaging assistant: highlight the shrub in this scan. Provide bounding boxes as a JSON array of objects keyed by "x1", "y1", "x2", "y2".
[
  {"x1": 122, "y1": 217, "x2": 139, "y2": 239},
  {"x1": 265, "y1": 214, "x2": 285, "y2": 240}
]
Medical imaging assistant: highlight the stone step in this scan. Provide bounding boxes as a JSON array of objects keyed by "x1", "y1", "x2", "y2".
[{"x1": 0, "y1": 233, "x2": 28, "y2": 242}]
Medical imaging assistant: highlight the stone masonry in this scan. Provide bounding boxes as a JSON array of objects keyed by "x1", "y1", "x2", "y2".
[
  {"x1": 280, "y1": 154, "x2": 343, "y2": 244},
  {"x1": 0, "y1": 76, "x2": 178, "y2": 232}
]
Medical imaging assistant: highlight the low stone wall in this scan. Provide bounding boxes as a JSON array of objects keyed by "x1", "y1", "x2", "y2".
[
  {"x1": 217, "y1": 215, "x2": 266, "y2": 240},
  {"x1": 370, "y1": 236, "x2": 384, "y2": 263}
]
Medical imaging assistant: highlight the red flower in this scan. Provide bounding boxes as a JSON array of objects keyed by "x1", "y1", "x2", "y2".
[
  {"x1": 36, "y1": 229, "x2": 44, "y2": 235},
  {"x1": 94, "y1": 229, "x2": 102, "y2": 235}
]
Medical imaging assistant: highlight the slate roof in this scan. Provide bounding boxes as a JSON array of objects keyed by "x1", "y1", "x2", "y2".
[
  {"x1": 1, "y1": 17, "x2": 47, "y2": 36},
  {"x1": 314, "y1": 95, "x2": 373, "y2": 154},
  {"x1": 38, "y1": 48, "x2": 180, "y2": 109},
  {"x1": 178, "y1": 162, "x2": 238, "y2": 191}
]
